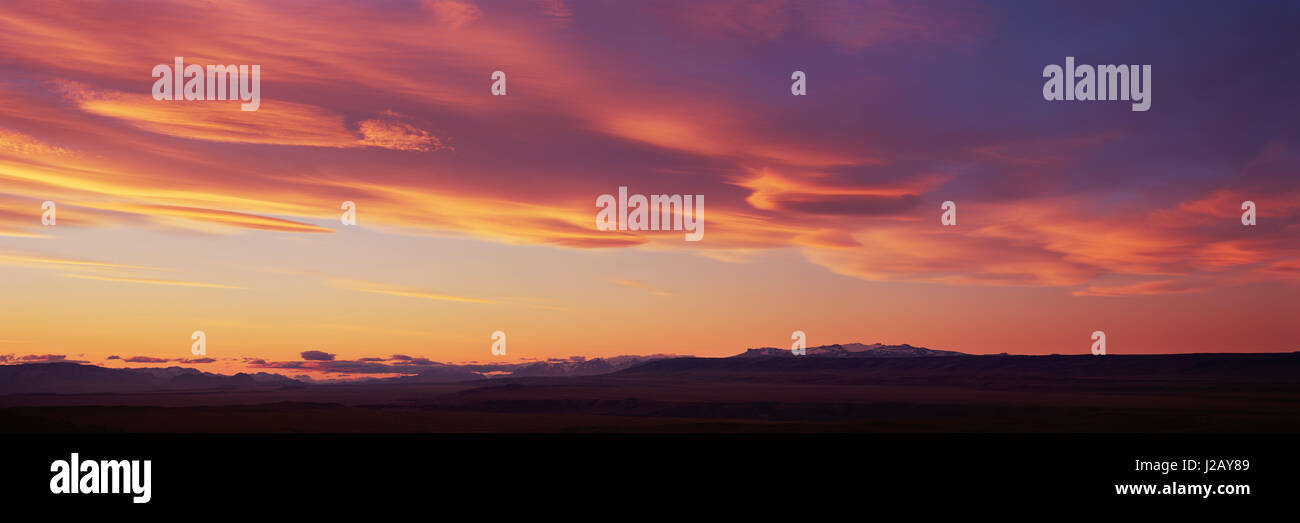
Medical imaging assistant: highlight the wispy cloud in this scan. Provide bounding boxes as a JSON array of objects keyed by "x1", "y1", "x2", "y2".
[
  {"x1": 328, "y1": 277, "x2": 500, "y2": 304},
  {"x1": 61, "y1": 273, "x2": 245, "y2": 290},
  {"x1": 0, "y1": 252, "x2": 166, "y2": 272},
  {"x1": 609, "y1": 278, "x2": 675, "y2": 297}
]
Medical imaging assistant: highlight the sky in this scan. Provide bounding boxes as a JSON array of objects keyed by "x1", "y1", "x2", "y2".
[{"x1": 1, "y1": 0, "x2": 1298, "y2": 379}]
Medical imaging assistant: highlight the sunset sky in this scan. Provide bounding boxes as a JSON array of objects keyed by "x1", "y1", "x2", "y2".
[{"x1": 1, "y1": 0, "x2": 1297, "y2": 379}]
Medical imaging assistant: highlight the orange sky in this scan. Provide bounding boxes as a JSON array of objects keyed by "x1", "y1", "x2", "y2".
[{"x1": 1, "y1": 1, "x2": 1297, "y2": 379}]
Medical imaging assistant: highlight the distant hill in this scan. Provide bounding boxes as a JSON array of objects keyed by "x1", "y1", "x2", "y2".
[
  {"x1": 0, "y1": 345, "x2": 960, "y2": 394},
  {"x1": 0, "y1": 362, "x2": 300, "y2": 395},
  {"x1": 4, "y1": 352, "x2": 1300, "y2": 432},
  {"x1": 505, "y1": 355, "x2": 678, "y2": 377},
  {"x1": 380, "y1": 365, "x2": 489, "y2": 384},
  {"x1": 617, "y1": 351, "x2": 1300, "y2": 379},
  {"x1": 383, "y1": 354, "x2": 680, "y2": 383},
  {"x1": 736, "y1": 343, "x2": 965, "y2": 358},
  {"x1": 0, "y1": 355, "x2": 682, "y2": 393}
]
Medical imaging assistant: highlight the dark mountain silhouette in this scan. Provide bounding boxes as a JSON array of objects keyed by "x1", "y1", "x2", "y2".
[
  {"x1": 382, "y1": 354, "x2": 678, "y2": 383},
  {"x1": 383, "y1": 365, "x2": 488, "y2": 383},
  {"x1": 505, "y1": 355, "x2": 678, "y2": 377},
  {"x1": 4, "y1": 348, "x2": 1300, "y2": 433},
  {"x1": 0, "y1": 354, "x2": 683, "y2": 392},
  {"x1": 3, "y1": 351, "x2": 1297, "y2": 432},
  {"x1": 736, "y1": 343, "x2": 964, "y2": 358},
  {"x1": 616, "y1": 351, "x2": 1300, "y2": 380},
  {"x1": 0, "y1": 362, "x2": 299, "y2": 395}
]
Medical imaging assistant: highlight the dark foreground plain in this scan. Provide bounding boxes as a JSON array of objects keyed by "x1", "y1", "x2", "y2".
[{"x1": 2, "y1": 353, "x2": 1298, "y2": 432}]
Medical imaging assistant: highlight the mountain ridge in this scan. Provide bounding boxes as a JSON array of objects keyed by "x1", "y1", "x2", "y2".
[
  {"x1": 0, "y1": 362, "x2": 300, "y2": 395},
  {"x1": 736, "y1": 342, "x2": 965, "y2": 358}
]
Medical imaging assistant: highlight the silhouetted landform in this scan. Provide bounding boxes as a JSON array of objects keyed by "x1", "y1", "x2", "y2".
[
  {"x1": 504, "y1": 355, "x2": 677, "y2": 377},
  {"x1": 388, "y1": 354, "x2": 675, "y2": 382},
  {"x1": 0, "y1": 362, "x2": 300, "y2": 395},
  {"x1": 0, "y1": 354, "x2": 680, "y2": 393},
  {"x1": 2, "y1": 349, "x2": 1298, "y2": 432},
  {"x1": 377, "y1": 365, "x2": 486, "y2": 384},
  {"x1": 737, "y1": 343, "x2": 966, "y2": 358}
]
